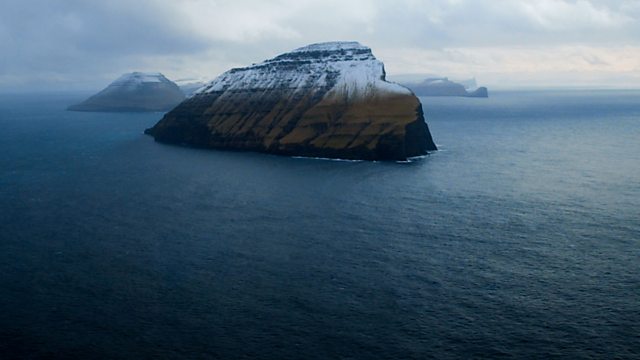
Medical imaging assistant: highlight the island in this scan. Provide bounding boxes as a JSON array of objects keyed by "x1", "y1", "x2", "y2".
[
  {"x1": 175, "y1": 79, "x2": 207, "y2": 97},
  {"x1": 68, "y1": 72, "x2": 185, "y2": 112},
  {"x1": 145, "y1": 42, "x2": 437, "y2": 161},
  {"x1": 402, "y1": 77, "x2": 489, "y2": 98}
]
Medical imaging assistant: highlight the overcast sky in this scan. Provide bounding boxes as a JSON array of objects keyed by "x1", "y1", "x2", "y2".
[{"x1": 2, "y1": 0, "x2": 640, "y2": 91}]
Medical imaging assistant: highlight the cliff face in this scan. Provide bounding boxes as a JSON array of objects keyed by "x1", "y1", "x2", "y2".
[
  {"x1": 68, "y1": 72, "x2": 185, "y2": 112},
  {"x1": 145, "y1": 42, "x2": 437, "y2": 160}
]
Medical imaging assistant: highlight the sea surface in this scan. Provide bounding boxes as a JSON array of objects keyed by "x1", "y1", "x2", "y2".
[{"x1": 0, "y1": 90, "x2": 638, "y2": 359}]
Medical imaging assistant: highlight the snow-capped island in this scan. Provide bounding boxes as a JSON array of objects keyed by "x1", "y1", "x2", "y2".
[
  {"x1": 402, "y1": 77, "x2": 489, "y2": 98},
  {"x1": 145, "y1": 42, "x2": 437, "y2": 161},
  {"x1": 68, "y1": 72, "x2": 185, "y2": 112}
]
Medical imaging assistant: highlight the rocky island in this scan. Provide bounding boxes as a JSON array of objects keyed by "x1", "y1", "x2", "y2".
[
  {"x1": 68, "y1": 72, "x2": 185, "y2": 112},
  {"x1": 403, "y1": 77, "x2": 489, "y2": 98},
  {"x1": 145, "y1": 42, "x2": 437, "y2": 161}
]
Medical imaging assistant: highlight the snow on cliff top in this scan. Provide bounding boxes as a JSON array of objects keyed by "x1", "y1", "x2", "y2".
[
  {"x1": 112, "y1": 72, "x2": 167, "y2": 85},
  {"x1": 198, "y1": 42, "x2": 411, "y2": 99},
  {"x1": 290, "y1": 41, "x2": 369, "y2": 53}
]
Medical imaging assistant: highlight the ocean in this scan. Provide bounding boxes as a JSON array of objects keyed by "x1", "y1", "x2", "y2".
[{"x1": 0, "y1": 90, "x2": 638, "y2": 359}]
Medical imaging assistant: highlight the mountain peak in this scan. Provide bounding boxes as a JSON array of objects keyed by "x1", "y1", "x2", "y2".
[
  {"x1": 68, "y1": 72, "x2": 184, "y2": 112},
  {"x1": 197, "y1": 41, "x2": 408, "y2": 100}
]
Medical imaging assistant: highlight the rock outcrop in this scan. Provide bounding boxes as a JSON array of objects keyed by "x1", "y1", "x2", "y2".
[
  {"x1": 403, "y1": 78, "x2": 489, "y2": 98},
  {"x1": 145, "y1": 42, "x2": 437, "y2": 160},
  {"x1": 68, "y1": 72, "x2": 185, "y2": 112}
]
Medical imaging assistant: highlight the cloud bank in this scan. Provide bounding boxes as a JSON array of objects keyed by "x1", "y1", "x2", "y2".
[{"x1": 2, "y1": 0, "x2": 640, "y2": 91}]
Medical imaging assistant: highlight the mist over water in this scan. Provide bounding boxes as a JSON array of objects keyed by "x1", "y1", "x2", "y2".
[{"x1": 0, "y1": 90, "x2": 638, "y2": 358}]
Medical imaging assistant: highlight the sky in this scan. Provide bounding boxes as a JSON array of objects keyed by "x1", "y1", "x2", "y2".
[{"x1": 2, "y1": 0, "x2": 640, "y2": 91}]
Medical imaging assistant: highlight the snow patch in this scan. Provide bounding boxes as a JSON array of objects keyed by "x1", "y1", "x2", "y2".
[
  {"x1": 290, "y1": 41, "x2": 369, "y2": 53},
  {"x1": 197, "y1": 42, "x2": 411, "y2": 100},
  {"x1": 112, "y1": 72, "x2": 166, "y2": 85}
]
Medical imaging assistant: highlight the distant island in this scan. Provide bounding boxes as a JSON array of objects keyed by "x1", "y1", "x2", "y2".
[
  {"x1": 402, "y1": 77, "x2": 489, "y2": 98},
  {"x1": 175, "y1": 79, "x2": 207, "y2": 97},
  {"x1": 68, "y1": 72, "x2": 185, "y2": 112},
  {"x1": 145, "y1": 42, "x2": 437, "y2": 161}
]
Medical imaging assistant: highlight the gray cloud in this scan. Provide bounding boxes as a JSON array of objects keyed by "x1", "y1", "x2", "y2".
[
  {"x1": 0, "y1": 0, "x2": 210, "y2": 90},
  {"x1": 2, "y1": 0, "x2": 640, "y2": 91}
]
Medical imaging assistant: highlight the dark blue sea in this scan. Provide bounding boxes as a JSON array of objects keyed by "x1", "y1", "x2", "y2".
[{"x1": 0, "y1": 90, "x2": 638, "y2": 359}]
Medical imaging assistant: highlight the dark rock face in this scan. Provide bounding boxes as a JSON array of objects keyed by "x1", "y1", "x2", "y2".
[
  {"x1": 68, "y1": 72, "x2": 185, "y2": 112},
  {"x1": 403, "y1": 78, "x2": 489, "y2": 98},
  {"x1": 145, "y1": 42, "x2": 437, "y2": 160}
]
